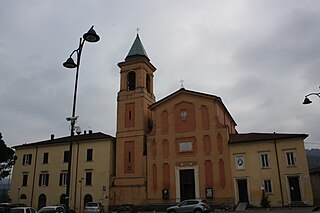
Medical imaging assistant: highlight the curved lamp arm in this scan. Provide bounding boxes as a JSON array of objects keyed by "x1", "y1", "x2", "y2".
[{"x1": 303, "y1": 86, "x2": 320, "y2": 104}]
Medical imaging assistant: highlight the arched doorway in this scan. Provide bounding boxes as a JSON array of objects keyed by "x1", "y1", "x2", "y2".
[
  {"x1": 83, "y1": 194, "x2": 93, "y2": 208},
  {"x1": 38, "y1": 194, "x2": 46, "y2": 210}
]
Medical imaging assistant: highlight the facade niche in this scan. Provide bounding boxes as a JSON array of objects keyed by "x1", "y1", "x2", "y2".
[{"x1": 217, "y1": 133, "x2": 223, "y2": 154}]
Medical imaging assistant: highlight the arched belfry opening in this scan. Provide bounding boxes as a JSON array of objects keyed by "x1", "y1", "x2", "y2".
[
  {"x1": 146, "y1": 73, "x2": 151, "y2": 93},
  {"x1": 127, "y1": 71, "x2": 136, "y2": 91}
]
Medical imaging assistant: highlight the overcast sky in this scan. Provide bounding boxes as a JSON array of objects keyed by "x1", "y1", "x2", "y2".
[{"x1": 1, "y1": 1, "x2": 319, "y2": 149}]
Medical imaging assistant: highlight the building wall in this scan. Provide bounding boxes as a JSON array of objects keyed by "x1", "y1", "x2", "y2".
[
  {"x1": 147, "y1": 92, "x2": 235, "y2": 205},
  {"x1": 10, "y1": 135, "x2": 115, "y2": 212},
  {"x1": 230, "y1": 138, "x2": 313, "y2": 207},
  {"x1": 310, "y1": 171, "x2": 320, "y2": 205}
]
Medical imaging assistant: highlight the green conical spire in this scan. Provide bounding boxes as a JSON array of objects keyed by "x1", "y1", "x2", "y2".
[{"x1": 125, "y1": 34, "x2": 149, "y2": 61}]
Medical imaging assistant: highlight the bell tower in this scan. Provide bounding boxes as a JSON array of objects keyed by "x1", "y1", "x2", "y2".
[{"x1": 112, "y1": 34, "x2": 156, "y2": 205}]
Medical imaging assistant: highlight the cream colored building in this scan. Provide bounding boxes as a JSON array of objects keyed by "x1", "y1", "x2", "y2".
[
  {"x1": 229, "y1": 133, "x2": 313, "y2": 207},
  {"x1": 10, "y1": 132, "x2": 115, "y2": 211}
]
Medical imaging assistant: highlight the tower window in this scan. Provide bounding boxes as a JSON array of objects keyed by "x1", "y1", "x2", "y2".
[
  {"x1": 125, "y1": 103, "x2": 135, "y2": 128},
  {"x1": 124, "y1": 141, "x2": 134, "y2": 173},
  {"x1": 146, "y1": 73, "x2": 151, "y2": 93},
  {"x1": 127, "y1": 71, "x2": 136, "y2": 91}
]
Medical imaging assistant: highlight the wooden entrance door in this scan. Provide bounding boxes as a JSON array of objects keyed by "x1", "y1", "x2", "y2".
[
  {"x1": 179, "y1": 169, "x2": 195, "y2": 201},
  {"x1": 288, "y1": 176, "x2": 302, "y2": 202},
  {"x1": 237, "y1": 179, "x2": 249, "y2": 202}
]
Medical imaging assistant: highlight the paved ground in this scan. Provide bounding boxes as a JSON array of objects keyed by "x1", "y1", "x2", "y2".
[{"x1": 213, "y1": 206, "x2": 315, "y2": 212}]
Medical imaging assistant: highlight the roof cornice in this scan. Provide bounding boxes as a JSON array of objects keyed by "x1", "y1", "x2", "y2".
[{"x1": 12, "y1": 132, "x2": 115, "y2": 149}]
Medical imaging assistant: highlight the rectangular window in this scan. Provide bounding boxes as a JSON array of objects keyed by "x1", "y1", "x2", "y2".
[
  {"x1": 87, "y1": 149, "x2": 93, "y2": 161},
  {"x1": 22, "y1": 174, "x2": 28, "y2": 187},
  {"x1": 261, "y1": 153, "x2": 269, "y2": 168},
  {"x1": 286, "y1": 151, "x2": 296, "y2": 166},
  {"x1": 43, "y1": 152, "x2": 49, "y2": 164},
  {"x1": 59, "y1": 172, "x2": 68, "y2": 186},
  {"x1": 64, "y1": 151, "x2": 70, "y2": 163},
  {"x1": 264, "y1": 179, "x2": 273, "y2": 193},
  {"x1": 85, "y1": 171, "x2": 92, "y2": 185},
  {"x1": 39, "y1": 173, "x2": 49, "y2": 186},
  {"x1": 22, "y1": 154, "x2": 32, "y2": 165}
]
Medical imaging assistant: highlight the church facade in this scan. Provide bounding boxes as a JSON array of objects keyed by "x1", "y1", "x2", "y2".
[
  {"x1": 10, "y1": 34, "x2": 313, "y2": 211},
  {"x1": 109, "y1": 34, "x2": 313, "y2": 208}
]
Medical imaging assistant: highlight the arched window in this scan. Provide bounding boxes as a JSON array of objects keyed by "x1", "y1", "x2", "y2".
[
  {"x1": 127, "y1": 71, "x2": 136, "y2": 91},
  {"x1": 20, "y1": 194, "x2": 27, "y2": 199},
  {"x1": 146, "y1": 73, "x2": 151, "y2": 93},
  {"x1": 84, "y1": 194, "x2": 93, "y2": 207},
  {"x1": 38, "y1": 194, "x2": 46, "y2": 210}
]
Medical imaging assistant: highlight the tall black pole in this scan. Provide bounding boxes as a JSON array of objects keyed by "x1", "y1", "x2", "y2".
[
  {"x1": 65, "y1": 38, "x2": 85, "y2": 213},
  {"x1": 63, "y1": 26, "x2": 99, "y2": 212}
]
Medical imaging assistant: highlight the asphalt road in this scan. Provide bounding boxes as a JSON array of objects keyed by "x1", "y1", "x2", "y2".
[{"x1": 213, "y1": 206, "x2": 315, "y2": 212}]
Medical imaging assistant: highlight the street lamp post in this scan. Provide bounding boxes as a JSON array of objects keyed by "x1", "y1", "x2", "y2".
[
  {"x1": 303, "y1": 86, "x2": 320, "y2": 105},
  {"x1": 63, "y1": 26, "x2": 100, "y2": 212}
]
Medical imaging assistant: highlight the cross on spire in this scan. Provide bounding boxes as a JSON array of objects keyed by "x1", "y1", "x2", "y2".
[
  {"x1": 180, "y1": 79, "x2": 185, "y2": 88},
  {"x1": 136, "y1": 27, "x2": 140, "y2": 35}
]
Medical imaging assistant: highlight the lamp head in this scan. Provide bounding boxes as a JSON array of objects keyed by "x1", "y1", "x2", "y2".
[
  {"x1": 63, "y1": 57, "x2": 77, "y2": 69},
  {"x1": 83, "y1": 26, "x2": 100, "y2": 43},
  {"x1": 303, "y1": 97, "x2": 312, "y2": 105}
]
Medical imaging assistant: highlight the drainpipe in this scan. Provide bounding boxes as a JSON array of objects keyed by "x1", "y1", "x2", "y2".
[
  {"x1": 31, "y1": 146, "x2": 38, "y2": 207},
  {"x1": 274, "y1": 133, "x2": 284, "y2": 207}
]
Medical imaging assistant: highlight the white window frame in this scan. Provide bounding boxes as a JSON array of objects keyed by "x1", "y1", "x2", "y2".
[
  {"x1": 23, "y1": 154, "x2": 32, "y2": 165},
  {"x1": 285, "y1": 150, "x2": 296, "y2": 166},
  {"x1": 59, "y1": 172, "x2": 68, "y2": 186},
  {"x1": 264, "y1": 179, "x2": 273, "y2": 194},
  {"x1": 260, "y1": 153, "x2": 270, "y2": 168},
  {"x1": 39, "y1": 173, "x2": 49, "y2": 186}
]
